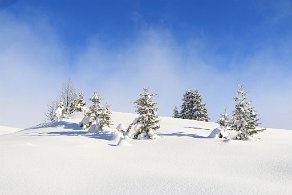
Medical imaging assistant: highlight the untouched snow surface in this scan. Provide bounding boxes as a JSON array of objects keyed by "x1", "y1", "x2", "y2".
[
  {"x1": 0, "y1": 112, "x2": 292, "y2": 195},
  {"x1": 0, "y1": 126, "x2": 22, "y2": 135}
]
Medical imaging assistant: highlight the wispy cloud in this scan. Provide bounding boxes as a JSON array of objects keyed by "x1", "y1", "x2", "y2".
[
  {"x1": 0, "y1": 11, "x2": 292, "y2": 129},
  {"x1": 0, "y1": 11, "x2": 68, "y2": 127}
]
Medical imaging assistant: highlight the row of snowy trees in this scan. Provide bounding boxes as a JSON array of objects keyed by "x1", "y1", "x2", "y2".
[
  {"x1": 173, "y1": 86, "x2": 263, "y2": 140},
  {"x1": 79, "y1": 88, "x2": 160, "y2": 140},
  {"x1": 47, "y1": 80, "x2": 262, "y2": 141},
  {"x1": 45, "y1": 80, "x2": 113, "y2": 133},
  {"x1": 46, "y1": 80, "x2": 86, "y2": 122},
  {"x1": 46, "y1": 80, "x2": 160, "y2": 140}
]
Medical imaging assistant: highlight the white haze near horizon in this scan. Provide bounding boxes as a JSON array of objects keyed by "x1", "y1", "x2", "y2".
[{"x1": 0, "y1": 11, "x2": 292, "y2": 129}]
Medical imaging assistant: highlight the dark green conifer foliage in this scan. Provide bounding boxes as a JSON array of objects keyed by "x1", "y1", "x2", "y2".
[{"x1": 180, "y1": 90, "x2": 209, "y2": 121}]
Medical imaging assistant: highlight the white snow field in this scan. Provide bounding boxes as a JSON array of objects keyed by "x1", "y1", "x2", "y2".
[
  {"x1": 0, "y1": 126, "x2": 22, "y2": 135},
  {"x1": 1, "y1": 112, "x2": 292, "y2": 195}
]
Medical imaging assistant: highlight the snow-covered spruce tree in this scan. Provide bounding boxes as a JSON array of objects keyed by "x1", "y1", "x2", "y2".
[
  {"x1": 173, "y1": 106, "x2": 180, "y2": 118},
  {"x1": 180, "y1": 90, "x2": 209, "y2": 121},
  {"x1": 60, "y1": 79, "x2": 77, "y2": 115},
  {"x1": 69, "y1": 92, "x2": 86, "y2": 114},
  {"x1": 69, "y1": 99, "x2": 78, "y2": 114},
  {"x1": 230, "y1": 85, "x2": 261, "y2": 140},
  {"x1": 76, "y1": 92, "x2": 86, "y2": 112},
  {"x1": 217, "y1": 109, "x2": 229, "y2": 128},
  {"x1": 96, "y1": 104, "x2": 112, "y2": 131},
  {"x1": 45, "y1": 100, "x2": 58, "y2": 122},
  {"x1": 246, "y1": 106, "x2": 260, "y2": 136},
  {"x1": 131, "y1": 88, "x2": 160, "y2": 139},
  {"x1": 230, "y1": 85, "x2": 249, "y2": 140},
  {"x1": 80, "y1": 92, "x2": 102, "y2": 129}
]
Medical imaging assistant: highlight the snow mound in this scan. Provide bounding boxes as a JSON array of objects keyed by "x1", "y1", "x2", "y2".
[
  {"x1": 112, "y1": 131, "x2": 124, "y2": 141},
  {"x1": 1, "y1": 112, "x2": 292, "y2": 195},
  {"x1": 116, "y1": 123, "x2": 126, "y2": 132},
  {"x1": 208, "y1": 128, "x2": 222, "y2": 138},
  {"x1": 208, "y1": 127, "x2": 239, "y2": 140},
  {"x1": 117, "y1": 137, "x2": 132, "y2": 146}
]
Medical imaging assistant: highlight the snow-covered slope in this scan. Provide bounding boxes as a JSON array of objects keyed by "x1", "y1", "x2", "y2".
[
  {"x1": 0, "y1": 112, "x2": 292, "y2": 195},
  {"x1": 0, "y1": 126, "x2": 22, "y2": 135}
]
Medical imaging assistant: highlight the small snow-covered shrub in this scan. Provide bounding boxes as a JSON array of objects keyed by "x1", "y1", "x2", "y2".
[
  {"x1": 45, "y1": 100, "x2": 58, "y2": 122},
  {"x1": 55, "y1": 101, "x2": 66, "y2": 122},
  {"x1": 172, "y1": 106, "x2": 180, "y2": 118},
  {"x1": 218, "y1": 127, "x2": 239, "y2": 140},
  {"x1": 217, "y1": 109, "x2": 229, "y2": 128},
  {"x1": 208, "y1": 127, "x2": 239, "y2": 140}
]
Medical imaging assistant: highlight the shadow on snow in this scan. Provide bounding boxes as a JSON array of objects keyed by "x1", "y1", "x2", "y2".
[
  {"x1": 184, "y1": 126, "x2": 213, "y2": 131},
  {"x1": 27, "y1": 121, "x2": 81, "y2": 131},
  {"x1": 24, "y1": 121, "x2": 114, "y2": 141},
  {"x1": 25, "y1": 121, "x2": 218, "y2": 141},
  {"x1": 47, "y1": 131, "x2": 114, "y2": 141},
  {"x1": 159, "y1": 131, "x2": 208, "y2": 139}
]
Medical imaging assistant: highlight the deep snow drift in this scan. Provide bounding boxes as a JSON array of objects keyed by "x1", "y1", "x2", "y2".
[{"x1": 0, "y1": 112, "x2": 292, "y2": 195}]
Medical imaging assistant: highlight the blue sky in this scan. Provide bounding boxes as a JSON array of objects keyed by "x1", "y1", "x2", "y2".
[
  {"x1": 1, "y1": 0, "x2": 292, "y2": 129},
  {"x1": 4, "y1": 0, "x2": 292, "y2": 61}
]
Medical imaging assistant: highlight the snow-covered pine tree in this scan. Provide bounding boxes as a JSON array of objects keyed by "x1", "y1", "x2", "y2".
[
  {"x1": 45, "y1": 100, "x2": 58, "y2": 122},
  {"x1": 217, "y1": 109, "x2": 229, "y2": 128},
  {"x1": 96, "y1": 104, "x2": 112, "y2": 131},
  {"x1": 60, "y1": 79, "x2": 77, "y2": 115},
  {"x1": 180, "y1": 90, "x2": 209, "y2": 121},
  {"x1": 69, "y1": 92, "x2": 86, "y2": 114},
  {"x1": 132, "y1": 88, "x2": 160, "y2": 139},
  {"x1": 230, "y1": 85, "x2": 251, "y2": 140},
  {"x1": 76, "y1": 92, "x2": 86, "y2": 112},
  {"x1": 80, "y1": 92, "x2": 103, "y2": 129},
  {"x1": 173, "y1": 106, "x2": 180, "y2": 118},
  {"x1": 246, "y1": 106, "x2": 260, "y2": 135},
  {"x1": 197, "y1": 102, "x2": 209, "y2": 122},
  {"x1": 69, "y1": 99, "x2": 78, "y2": 114}
]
